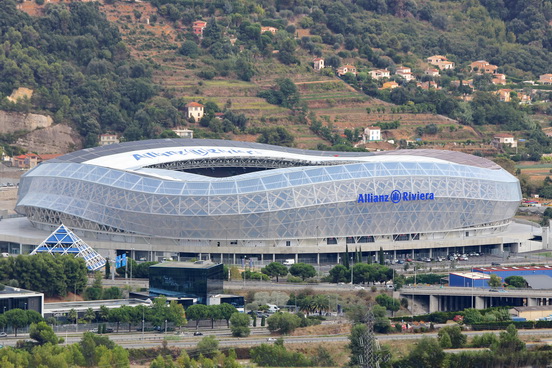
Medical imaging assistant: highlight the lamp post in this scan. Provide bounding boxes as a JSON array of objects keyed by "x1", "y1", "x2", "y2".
[
  {"x1": 164, "y1": 319, "x2": 167, "y2": 334},
  {"x1": 142, "y1": 306, "x2": 145, "y2": 340},
  {"x1": 350, "y1": 257, "x2": 354, "y2": 288}
]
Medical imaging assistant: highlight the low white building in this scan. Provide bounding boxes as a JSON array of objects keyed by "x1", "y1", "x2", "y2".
[
  {"x1": 363, "y1": 126, "x2": 381, "y2": 142},
  {"x1": 99, "y1": 134, "x2": 119, "y2": 146},
  {"x1": 172, "y1": 127, "x2": 194, "y2": 139},
  {"x1": 492, "y1": 133, "x2": 517, "y2": 148}
]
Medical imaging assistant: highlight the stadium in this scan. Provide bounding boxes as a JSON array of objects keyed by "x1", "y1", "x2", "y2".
[{"x1": 11, "y1": 139, "x2": 524, "y2": 264}]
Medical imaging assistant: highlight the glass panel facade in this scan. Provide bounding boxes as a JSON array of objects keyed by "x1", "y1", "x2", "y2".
[{"x1": 149, "y1": 264, "x2": 223, "y2": 304}]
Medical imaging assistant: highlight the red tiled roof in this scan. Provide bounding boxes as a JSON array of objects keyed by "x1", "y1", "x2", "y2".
[{"x1": 186, "y1": 102, "x2": 204, "y2": 107}]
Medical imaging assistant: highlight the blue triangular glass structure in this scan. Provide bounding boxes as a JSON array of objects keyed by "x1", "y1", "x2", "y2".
[{"x1": 31, "y1": 224, "x2": 106, "y2": 271}]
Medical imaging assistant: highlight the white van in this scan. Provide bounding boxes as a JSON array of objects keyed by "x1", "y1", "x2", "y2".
[
  {"x1": 266, "y1": 304, "x2": 280, "y2": 313},
  {"x1": 282, "y1": 259, "x2": 295, "y2": 266}
]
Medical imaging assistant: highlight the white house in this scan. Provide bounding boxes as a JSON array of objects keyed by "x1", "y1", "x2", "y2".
[
  {"x1": 186, "y1": 102, "x2": 204, "y2": 120},
  {"x1": 363, "y1": 126, "x2": 381, "y2": 142}
]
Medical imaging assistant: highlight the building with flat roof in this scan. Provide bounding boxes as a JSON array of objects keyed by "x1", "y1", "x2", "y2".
[
  {"x1": 449, "y1": 272, "x2": 491, "y2": 288},
  {"x1": 149, "y1": 261, "x2": 223, "y2": 304},
  {"x1": 44, "y1": 298, "x2": 151, "y2": 319},
  {"x1": 6, "y1": 139, "x2": 527, "y2": 265},
  {"x1": 473, "y1": 265, "x2": 552, "y2": 281},
  {"x1": 0, "y1": 286, "x2": 44, "y2": 316}
]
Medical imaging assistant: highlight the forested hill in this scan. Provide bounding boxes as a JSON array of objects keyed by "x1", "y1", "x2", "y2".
[
  {"x1": 0, "y1": 1, "x2": 157, "y2": 151},
  {"x1": 0, "y1": 0, "x2": 551, "y2": 155}
]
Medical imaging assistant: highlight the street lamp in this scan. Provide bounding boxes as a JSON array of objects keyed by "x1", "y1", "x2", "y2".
[
  {"x1": 350, "y1": 257, "x2": 354, "y2": 288},
  {"x1": 142, "y1": 306, "x2": 145, "y2": 340},
  {"x1": 164, "y1": 319, "x2": 168, "y2": 334}
]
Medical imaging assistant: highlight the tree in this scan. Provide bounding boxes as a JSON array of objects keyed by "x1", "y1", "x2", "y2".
[
  {"x1": 103, "y1": 287, "x2": 123, "y2": 299},
  {"x1": 257, "y1": 126, "x2": 295, "y2": 147},
  {"x1": 179, "y1": 40, "x2": 200, "y2": 58},
  {"x1": 30, "y1": 321, "x2": 60, "y2": 345},
  {"x1": 488, "y1": 274, "x2": 503, "y2": 288},
  {"x1": 5, "y1": 309, "x2": 29, "y2": 337},
  {"x1": 84, "y1": 308, "x2": 96, "y2": 323},
  {"x1": 328, "y1": 264, "x2": 350, "y2": 283},
  {"x1": 261, "y1": 262, "x2": 289, "y2": 282},
  {"x1": 505, "y1": 276, "x2": 527, "y2": 288},
  {"x1": 496, "y1": 324, "x2": 525, "y2": 353},
  {"x1": 289, "y1": 263, "x2": 316, "y2": 280},
  {"x1": 230, "y1": 312, "x2": 250, "y2": 337},
  {"x1": 437, "y1": 325, "x2": 466, "y2": 348},
  {"x1": 68, "y1": 308, "x2": 78, "y2": 325},
  {"x1": 167, "y1": 300, "x2": 187, "y2": 329},
  {"x1": 375, "y1": 294, "x2": 400, "y2": 312},
  {"x1": 186, "y1": 304, "x2": 209, "y2": 329},
  {"x1": 79, "y1": 332, "x2": 116, "y2": 367},
  {"x1": 266, "y1": 312, "x2": 301, "y2": 334},
  {"x1": 405, "y1": 337, "x2": 445, "y2": 368},
  {"x1": 105, "y1": 258, "x2": 111, "y2": 280},
  {"x1": 197, "y1": 335, "x2": 219, "y2": 358},
  {"x1": 439, "y1": 331, "x2": 452, "y2": 348},
  {"x1": 218, "y1": 303, "x2": 238, "y2": 327}
]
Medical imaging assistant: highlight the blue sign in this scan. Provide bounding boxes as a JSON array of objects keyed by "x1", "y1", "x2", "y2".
[
  {"x1": 115, "y1": 254, "x2": 127, "y2": 268},
  {"x1": 357, "y1": 190, "x2": 435, "y2": 204}
]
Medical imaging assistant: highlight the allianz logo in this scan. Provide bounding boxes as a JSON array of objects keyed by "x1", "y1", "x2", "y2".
[{"x1": 357, "y1": 190, "x2": 435, "y2": 204}]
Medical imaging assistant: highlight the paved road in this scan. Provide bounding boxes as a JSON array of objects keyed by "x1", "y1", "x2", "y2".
[{"x1": 4, "y1": 328, "x2": 551, "y2": 349}]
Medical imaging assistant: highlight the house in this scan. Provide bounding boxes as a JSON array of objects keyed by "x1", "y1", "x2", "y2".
[
  {"x1": 261, "y1": 26, "x2": 278, "y2": 34},
  {"x1": 368, "y1": 69, "x2": 390, "y2": 80},
  {"x1": 172, "y1": 127, "x2": 194, "y2": 139},
  {"x1": 469, "y1": 60, "x2": 498, "y2": 74},
  {"x1": 363, "y1": 126, "x2": 381, "y2": 142},
  {"x1": 492, "y1": 73, "x2": 507, "y2": 85},
  {"x1": 427, "y1": 55, "x2": 455, "y2": 70},
  {"x1": 382, "y1": 81, "x2": 399, "y2": 89},
  {"x1": 518, "y1": 92, "x2": 532, "y2": 104},
  {"x1": 337, "y1": 65, "x2": 357, "y2": 76},
  {"x1": 492, "y1": 133, "x2": 517, "y2": 148},
  {"x1": 450, "y1": 80, "x2": 474, "y2": 89},
  {"x1": 12, "y1": 153, "x2": 40, "y2": 169},
  {"x1": 395, "y1": 66, "x2": 414, "y2": 81},
  {"x1": 424, "y1": 68, "x2": 440, "y2": 77},
  {"x1": 192, "y1": 21, "x2": 207, "y2": 37},
  {"x1": 185, "y1": 102, "x2": 204, "y2": 120},
  {"x1": 496, "y1": 88, "x2": 513, "y2": 102},
  {"x1": 539, "y1": 74, "x2": 552, "y2": 85},
  {"x1": 99, "y1": 133, "x2": 119, "y2": 146},
  {"x1": 417, "y1": 81, "x2": 439, "y2": 90},
  {"x1": 313, "y1": 58, "x2": 324, "y2": 71}
]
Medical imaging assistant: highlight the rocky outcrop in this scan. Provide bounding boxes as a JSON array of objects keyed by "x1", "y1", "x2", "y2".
[
  {"x1": 0, "y1": 110, "x2": 53, "y2": 133},
  {"x1": 16, "y1": 124, "x2": 81, "y2": 154}
]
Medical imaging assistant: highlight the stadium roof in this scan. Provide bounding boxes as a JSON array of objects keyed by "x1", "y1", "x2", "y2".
[{"x1": 48, "y1": 139, "x2": 501, "y2": 171}]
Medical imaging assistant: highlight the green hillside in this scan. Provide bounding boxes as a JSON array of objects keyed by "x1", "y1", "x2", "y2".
[{"x1": 0, "y1": 0, "x2": 551, "y2": 156}]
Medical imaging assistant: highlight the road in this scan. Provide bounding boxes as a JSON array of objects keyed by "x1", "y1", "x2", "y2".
[{"x1": 3, "y1": 327, "x2": 552, "y2": 349}]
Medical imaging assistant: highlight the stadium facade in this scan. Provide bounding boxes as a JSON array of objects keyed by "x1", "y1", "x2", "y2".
[{"x1": 13, "y1": 139, "x2": 524, "y2": 264}]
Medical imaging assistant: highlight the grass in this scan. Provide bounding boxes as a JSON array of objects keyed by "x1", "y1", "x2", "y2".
[{"x1": 535, "y1": 252, "x2": 552, "y2": 258}]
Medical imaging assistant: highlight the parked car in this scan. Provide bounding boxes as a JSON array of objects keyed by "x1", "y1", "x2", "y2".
[
  {"x1": 193, "y1": 331, "x2": 203, "y2": 336},
  {"x1": 0, "y1": 332, "x2": 7, "y2": 337},
  {"x1": 267, "y1": 337, "x2": 277, "y2": 342},
  {"x1": 491, "y1": 262, "x2": 501, "y2": 266}
]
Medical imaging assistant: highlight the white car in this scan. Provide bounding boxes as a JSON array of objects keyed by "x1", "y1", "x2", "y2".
[{"x1": 267, "y1": 337, "x2": 277, "y2": 342}]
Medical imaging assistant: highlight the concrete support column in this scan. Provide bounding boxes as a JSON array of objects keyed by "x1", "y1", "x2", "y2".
[
  {"x1": 479, "y1": 245, "x2": 482, "y2": 253},
  {"x1": 199, "y1": 252, "x2": 202, "y2": 260},
  {"x1": 233, "y1": 253, "x2": 236, "y2": 265},
  {"x1": 260, "y1": 254, "x2": 263, "y2": 265},
  {"x1": 527, "y1": 297, "x2": 538, "y2": 306},
  {"x1": 393, "y1": 250, "x2": 397, "y2": 259},
  {"x1": 411, "y1": 249, "x2": 415, "y2": 258},
  {"x1": 475, "y1": 296, "x2": 485, "y2": 309},
  {"x1": 317, "y1": 253, "x2": 320, "y2": 266},
  {"x1": 499, "y1": 243, "x2": 504, "y2": 253},
  {"x1": 429, "y1": 248, "x2": 433, "y2": 258},
  {"x1": 273, "y1": 254, "x2": 276, "y2": 262},
  {"x1": 429, "y1": 295, "x2": 439, "y2": 313},
  {"x1": 295, "y1": 253, "x2": 298, "y2": 263}
]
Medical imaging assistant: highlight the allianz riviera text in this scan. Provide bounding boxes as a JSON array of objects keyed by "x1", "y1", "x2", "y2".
[{"x1": 357, "y1": 190, "x2": 435, "y2": 204}]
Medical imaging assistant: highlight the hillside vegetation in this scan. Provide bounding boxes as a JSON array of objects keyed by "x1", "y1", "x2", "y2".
[{"x1": 1, "y1": 0, "x2": 551, "y2": 156}]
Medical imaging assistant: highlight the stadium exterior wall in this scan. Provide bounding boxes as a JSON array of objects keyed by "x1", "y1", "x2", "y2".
[{"x1": 14, "y1": 140, "x2": 522, "y2": 257}]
